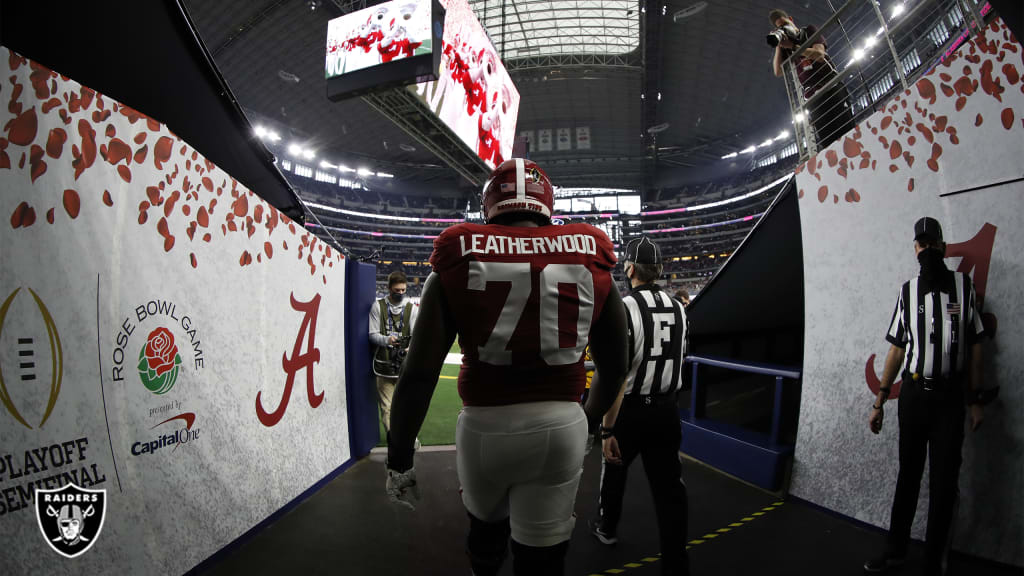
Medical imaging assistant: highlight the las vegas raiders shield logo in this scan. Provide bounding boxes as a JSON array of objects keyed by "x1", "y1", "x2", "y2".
[{"x1": 35, "y1": 483, "x2": 107, "y2": 558}]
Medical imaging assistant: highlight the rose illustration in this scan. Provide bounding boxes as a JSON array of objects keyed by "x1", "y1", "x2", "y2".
[{"x1": 137, "y1": 327, "x2": 182, "y2": 394}]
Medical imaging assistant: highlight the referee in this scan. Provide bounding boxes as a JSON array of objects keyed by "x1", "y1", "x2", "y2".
[
  {"x1": 590, "y1": 236, "x2": 690, "y2": 576},
  {"x1": 864, "y1": 217, "x2": 985, "y2": 575}
]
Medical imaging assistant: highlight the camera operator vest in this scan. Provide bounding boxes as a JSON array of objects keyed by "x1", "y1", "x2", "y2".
[{"x1": 378, "y1": 298, "x2": 413, "y2": 364}]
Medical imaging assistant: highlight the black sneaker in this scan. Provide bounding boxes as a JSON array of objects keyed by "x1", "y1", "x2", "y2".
[
  {"x1": 589, "y1": 519, "x2": 617, "y2": 545},
  {"x1": 863, "y1": 554, "x2": 905, "y2": 573}
]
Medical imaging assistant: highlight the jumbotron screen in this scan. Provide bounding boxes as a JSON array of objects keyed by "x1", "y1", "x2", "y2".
[
  {"x1": 325, "y1": 0, "x2": 444, "y2": 100},
  {"x1": 407, "y1": 0, "x2": 520, "y2": 169},
  {"x1": 325, "y1": 0, "x2": 434, "y2": 78}
]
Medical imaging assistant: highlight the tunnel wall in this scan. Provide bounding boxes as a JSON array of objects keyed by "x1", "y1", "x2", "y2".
[
  {"x1": 791, "y1": 19, "x2": 1023, "y2": 566},
  {"x1": 0, "y1": 47, "x2": 350, "y2": 574}
]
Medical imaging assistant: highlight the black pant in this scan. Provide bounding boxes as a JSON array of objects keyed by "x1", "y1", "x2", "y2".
[
  {"x1": 599, "y1": 397, "x2": 689, "y2": 576},
  {"x1": 886, "y1": 377, "x2": 966, "y2": 575},
  {"x1": 808, "y1": 81, "x2": 855, "y2": 150}
]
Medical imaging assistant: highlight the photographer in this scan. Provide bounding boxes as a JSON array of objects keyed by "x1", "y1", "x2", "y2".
[
  {"x1": 769, "y1": 9, "x2": 855, "y2": 150},
  {"x1": 369, "y1": 271, "x2": 419, "y2": 436}
]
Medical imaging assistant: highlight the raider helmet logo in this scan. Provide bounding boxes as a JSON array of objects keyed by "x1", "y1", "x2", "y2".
[{"x1": 35, "y1": 483, "x2": 107, "y2": 558}]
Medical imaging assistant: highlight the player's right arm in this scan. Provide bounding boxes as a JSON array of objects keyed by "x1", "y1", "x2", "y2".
[
  {"x1": 388, "y1": 272, "x2": 457, "y2": 472},
  {"x1": 583, "y1": 286, "x2": 628, "y2": 432}
]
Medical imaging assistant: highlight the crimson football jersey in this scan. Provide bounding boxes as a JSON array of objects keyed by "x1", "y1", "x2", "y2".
[{"x1": 430, "y1": 222, "x2": 617, "y2": 406}]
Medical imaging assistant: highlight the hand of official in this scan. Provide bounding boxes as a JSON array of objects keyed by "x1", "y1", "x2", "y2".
[
  {"x1": 602, "y1": 436, "x2": 622, "y2": 465},
  {"x1": 869, "y1": 406, "x2": 884, "y2": 434},
  {"x1": 388, "y1": 335, "x2": 400, "y2": 345},
  {"x1": 386, "y1": 466, "x2": 421, "y2": 511},
  {"x1": 969, "y1": 404, "x2": 984, "y2": 432}
]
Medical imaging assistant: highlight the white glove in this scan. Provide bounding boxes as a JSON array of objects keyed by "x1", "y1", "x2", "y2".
[{"x1": 386, "y1": 467, "x2": 421, "y2": 511}]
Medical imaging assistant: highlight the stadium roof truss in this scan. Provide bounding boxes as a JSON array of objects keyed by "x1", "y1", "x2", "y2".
[{"x1": 470, "y1": 0, "x2": 642, "y2": 70}]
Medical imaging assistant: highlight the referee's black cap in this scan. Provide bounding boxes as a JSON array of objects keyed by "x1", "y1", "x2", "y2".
[
  {"x1": 914, "y1": 217, "x2": 943, "y2": 244},
  {"x1": 624, "y1": 236, "x2": 661, "y2": 264}
]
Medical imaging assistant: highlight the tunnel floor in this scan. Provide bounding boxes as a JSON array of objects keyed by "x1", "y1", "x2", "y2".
[{"x1": 195, "y1": 448, "x2": 1021, "y2": 576}]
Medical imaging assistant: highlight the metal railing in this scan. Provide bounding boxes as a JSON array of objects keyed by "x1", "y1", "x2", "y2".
[
  {"x1": 685, "y1": 355, "x2": 801, "y2": 447},
  {"x1": 778, "y1": 0, "x2": 994, "y2": 160}
]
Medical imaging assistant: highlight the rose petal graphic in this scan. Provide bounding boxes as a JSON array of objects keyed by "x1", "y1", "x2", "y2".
[{"x1": 63, "y1": 189, "x2": 80, "y2": 218}]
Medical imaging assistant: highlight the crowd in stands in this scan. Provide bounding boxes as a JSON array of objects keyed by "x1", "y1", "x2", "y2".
[
  {"x1": 285, "y1": 156, "x2": 795, "y2": 293},
  {"x1": 645, "y1": 162, "x2": 791, "y2": 209}
]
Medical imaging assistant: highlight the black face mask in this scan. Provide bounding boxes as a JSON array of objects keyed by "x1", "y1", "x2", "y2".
[
  {"x1": 918, "y1": 246, "x2": 952, "y2": 293},
  {"x1": 389, "y1": 292, "x2": 404, "y2": 304}
]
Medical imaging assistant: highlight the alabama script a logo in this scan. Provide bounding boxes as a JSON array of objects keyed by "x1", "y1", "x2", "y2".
[
  {"x1": 35, "y1": 483, "x2": 107, "y2": 558},
  {"x1": 255, "y1": 293, "x2": 323, "y2": 426}
]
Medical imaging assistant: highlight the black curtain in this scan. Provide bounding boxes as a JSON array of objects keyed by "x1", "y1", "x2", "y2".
[{"x1": 685, "y1": 179, "x2": 804, "y2": 441}]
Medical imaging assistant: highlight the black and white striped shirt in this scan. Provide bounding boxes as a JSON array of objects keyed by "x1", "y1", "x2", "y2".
[
  {"x1": 886, "y1": 272, "x2": 984, "y2": 379},
  {"x1": 623, "y1": 284, "x2": 687, "y2": 396}
]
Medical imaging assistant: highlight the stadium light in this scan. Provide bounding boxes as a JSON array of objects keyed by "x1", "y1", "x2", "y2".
[
  {"x1": 357, "y1": 167, "x2": 374, "y2": 177},
  {"x1": 303, "y1": 149, "x2": 316, "y2": 160},
  {"x1": 760, "y1": 139, "x2": 773, "y2": 147},
  {"x1": 320, "y1": 161, "x2": 335, "y2": 169},
  {"x1": 254, "y1": 126, "x2": 267, "y2": 138},
  {"x1": 793, "y1": 112, "x2": 805, "y2": 123},
  {"x1": 377, "y1": 172, "x2": 395, "y2": 178},
  {"x1": 266, "y1": 130, "x2": 281, "y2": 142},
  {"x1": 852, "y1": 48, "x2": 865, "y2": 61},
  {"x1": 775, "y1": 130, "x2": 790, "y2": 141},
  {"x1": 740, "y1": 145, "x2": 756, "y2": 154},
  {"x1": 721, "y1": 152, "x2": 739, "y2": 159},
  {"x1": 891, "y1": 4, "x2": 904, "y2": 18},
  {"x1": 338, "y1": 164, "x2": 355, "y2": 173},
  {"x1": 288, "y1": 143, "x2": 302, "y2": 156}
]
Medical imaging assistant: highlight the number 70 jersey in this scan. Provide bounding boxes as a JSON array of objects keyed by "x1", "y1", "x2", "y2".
[{"x1": 430, "y1": 222, "x2": 618, "y2": 406}]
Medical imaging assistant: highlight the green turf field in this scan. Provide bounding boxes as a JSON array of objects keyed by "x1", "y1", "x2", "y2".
[{"x1": 377, "y1": 341, "x2": 462, "y2": 446}]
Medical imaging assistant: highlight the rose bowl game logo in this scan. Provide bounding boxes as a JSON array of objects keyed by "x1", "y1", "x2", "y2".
[
  {"x1": 35, "y1": 483, "x2": 107, "y2": 558},
  {"x1": 137, "y1": 327, "x2": 182, "y2": 395}
]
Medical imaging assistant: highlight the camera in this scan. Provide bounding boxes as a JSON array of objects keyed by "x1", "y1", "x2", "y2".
[
  {"x1": 767, "y1": 24, "x2": 806, "y2": 47},
  {"x1": 374, "y1": 335, "x2": 412, "y2": 378}
]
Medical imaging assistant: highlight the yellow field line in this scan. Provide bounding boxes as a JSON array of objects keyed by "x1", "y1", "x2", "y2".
[{"x1": 591, "y1": 501, "x2": 786, "y2": 574}]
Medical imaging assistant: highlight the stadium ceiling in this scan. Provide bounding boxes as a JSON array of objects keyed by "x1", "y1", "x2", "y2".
[
  {"x1": 471, "y1": 0, "x2": 641, "y2": 68},
  {"x1": 183, "y1": 0, "x2": 837, "y2": 197}
]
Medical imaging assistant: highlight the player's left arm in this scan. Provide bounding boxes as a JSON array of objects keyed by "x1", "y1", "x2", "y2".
[
  {"x1": 584, "y1": 286, "x2": 629, "y2": 431},
  {"x1": 388, "y1": 272, "x2": 457, "y2": 472}
]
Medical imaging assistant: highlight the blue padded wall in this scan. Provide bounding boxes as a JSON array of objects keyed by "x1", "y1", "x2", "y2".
[{"x1": 344, "y1": 259, "x2": 380, "y2": 459}]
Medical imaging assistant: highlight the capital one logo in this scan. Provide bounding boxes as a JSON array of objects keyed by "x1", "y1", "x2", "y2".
[
  {"x1": 865, "y1": 223, "x2": 998, "y2": 397},
  {"x1": 255, "y1": 293, "x2": 323, "y2": 426},
  {"x1": 0, "y1": 287, "x2": 63, "y2": 429}
]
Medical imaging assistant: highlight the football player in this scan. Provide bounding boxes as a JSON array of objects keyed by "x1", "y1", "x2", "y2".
[{"x1": 386, "y1": 159, "x2": 629, "y2": 576}]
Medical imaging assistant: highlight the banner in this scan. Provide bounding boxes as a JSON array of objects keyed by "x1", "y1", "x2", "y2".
[
  {"x1": 519, "y1": 130, "x2": 534, "y2": 152},
  {"x1": 790, "y1": 20, "x2": 1023, "y2": 566},
  {"x1": 537, "y1": 129, "x2": 552, "y2": 152},
  {"x1": 0, "y1": 47, "x2": 349, "y2": 574},
  {"x1": 556, "y1": 127, "x2": 572, "y2": 151},
  {"x1": 576, "y1": 126, "x2": 591, "y2": 150}
]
